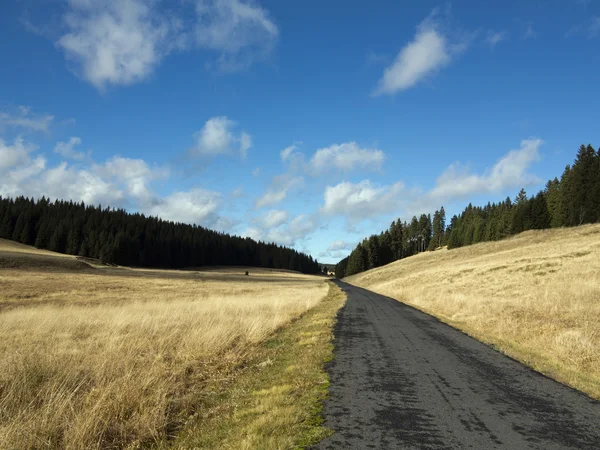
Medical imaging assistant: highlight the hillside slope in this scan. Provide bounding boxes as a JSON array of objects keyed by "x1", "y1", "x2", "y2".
[{"x1": 346, "y1": 224, "x2": 600, "y2": 399}]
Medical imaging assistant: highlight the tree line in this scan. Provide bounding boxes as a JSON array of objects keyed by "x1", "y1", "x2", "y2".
[
  {"x1": 0, "y1": 196, "x2": 322, "y2": 274},
  {"x1": 336, "y1": 144, "x2": 599, "y2": 278}
]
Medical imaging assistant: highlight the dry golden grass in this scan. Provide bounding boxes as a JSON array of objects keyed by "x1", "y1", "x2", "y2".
[
  {"x1": 0, "y1": 238, "x2": 73, "y2": 257},
  {"x1": 0, "y1": 243, "x2": 331, "y2": 449},
  {"x1": 347, "y1": 224, "x2": 600, "y2": 399}
]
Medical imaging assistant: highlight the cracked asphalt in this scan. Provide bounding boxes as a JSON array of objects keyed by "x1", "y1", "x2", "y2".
[{"x1": 315, "y1": 281, "x2": 600, "y2": 449}]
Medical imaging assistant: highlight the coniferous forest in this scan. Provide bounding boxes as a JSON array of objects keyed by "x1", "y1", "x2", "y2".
[
  {"x1": 0, "y1": 197, "x2": 322, "y2": 273},
  {"x1": 336, "y1": 144, "x2": 599, "y2": 278}
]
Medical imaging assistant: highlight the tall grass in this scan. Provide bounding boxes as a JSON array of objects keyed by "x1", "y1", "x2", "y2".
[
  {"x1": 347, "y1": 224, "x2": 600, "y2": 398},
  {"x1": 0, "y1": 266, "x2": 327, "y2": 449}
]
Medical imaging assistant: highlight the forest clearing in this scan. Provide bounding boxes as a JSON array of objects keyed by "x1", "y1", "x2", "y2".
[{"x1": 0, "y1": 239, "x2": 343, "y2": 449}]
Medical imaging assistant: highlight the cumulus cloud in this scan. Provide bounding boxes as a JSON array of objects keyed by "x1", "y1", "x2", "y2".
[
  {"x1": 251, "y1": 213, "x2": 318, "y2": 247},
  {"x1": 0, "y1": 106, "x2": 54, "y2": 132},
  {"x1": 100, "y1": 156, "x2": 168, "y2": 203},
  {"x1": 54, "y1": 137, "x2": 87, "y2": 160},
  {"x1": 309, "y1": 142, "x2": 384, "y2": 174},
  {"x1": 255, "y1": 174, "x2": 303, "y2": 208},
  {"x1": 486, "y1": 30, "x2": 508, "y2": 47},
  {"x1": 50, "y1": 0, "x2": 278, "y2": 89},
  {"x1": 261, "y1": 209, "x2": 288, "y2": 228},
  {"x1": 241, "y1": 226, "x2": 263, "y2": 241},
  {"x1": 0, "y1": 135, "x2": 233, "y2": 230},
  {"x1": 327, "y1": 240, "x2": 354, "y2": 252},
  {"x1": 321, "y1": 180, "x2": 404, "y2": 219},
  {"x1": 190, "y1": 116, "x2": 252, "y2": 158},
  {"x1": 196, "y1": 0, "x2": 279, "y2": 71},
  {"x1": 57, "y1": 0, "x2": 178, "y2": 90},
  {"x1": 144, "y1": 188, "x2": 222, "y2": 227},
  {"x1": 428, "y1": 139, "x2": 542, "y2": 201},
  {"x1": 0, "y1": 137, "x2": 37, "y2": 170},
  {"x1": 373, "y1": 9, "x2": 469, "y2": 95},
  {"x1": 318, "y1": 240, "x2": 355, "y2": 261}
]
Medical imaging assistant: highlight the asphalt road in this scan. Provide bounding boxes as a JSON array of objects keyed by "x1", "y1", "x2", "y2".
[{"x1": 316, "y1": 281, "x2": 600, "y2": 449}]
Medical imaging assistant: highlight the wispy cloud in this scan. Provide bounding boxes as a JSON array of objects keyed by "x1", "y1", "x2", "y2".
[
  {"x1": 485, "y1": 30, "x2": 508, "y2": 47},
  {"x1": 373, "y1": 8, "x2": 471, "y2": 96},
  {"x1": 0, "y1": 106, "x2": 54, "y2": 133},
  {"x1": 54, "y1": 137, "x2": 87, "y2": 160},
  {"x1": 195, "y1": 0, "x2": 279, "y2": 72},
  {"x1": 522, "y1": 21, "x2": 538, "y2": 40},
  {"x1": 255, "y1": 174, "x2": 303, "y2": 208}
]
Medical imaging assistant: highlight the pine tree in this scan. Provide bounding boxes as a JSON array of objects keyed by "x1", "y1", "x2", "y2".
[
  {"x1": 531, "y1": 192, "x2": 551, "y2": 229},
  {"x1": 545, "y1": 178, "x2": 563, "y2": 228}
]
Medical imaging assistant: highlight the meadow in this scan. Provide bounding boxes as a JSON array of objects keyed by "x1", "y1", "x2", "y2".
[
  {"x1": 0, "y1": 239, "x2": 340, "y2": 449},
  {"x1": 346, "y1": 224, "x2": 600, "y2": 399}
]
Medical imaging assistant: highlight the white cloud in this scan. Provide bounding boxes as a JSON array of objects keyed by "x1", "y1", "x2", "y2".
[
  {"x1": 190, "y1": 116, "x2": 252, "y2": 158},
  {"x1": 195, "y1": 0, "x2": 278, "y2": 71},
  {"x1": 54, "y1": 137, "x2": 86, "y2": 160},
  {"x1": 309, "y1": 142, "x2": 385, "y2": 174},
  {"x1": 57, "y1": 0, "x2": 178, "y2": 90},
  {"x1": 486, "y1": 30, "x2": 508, "y2": 46},
  {"x1": 280, "y1": 144, "x2": 297, "y2": 162},
  {"x1": 374, "y1": 9, "x2": 468, "y2": 95},
  {"x1": 428, "y1": 139, "x2": 542, "y2": 200},
  {"x1": 53, "y1": 0, "x2": 278, "y2": 89},
  {"x1": 321, "y1": 180, "x2": 404, "y2": 219},
  {"x1": 255, "y1": 174, "x2": 303, "y2": 208},
  {"x1": 241, "y1": 226, "x2": 263, "y2": 241},
  {"x1": 319, "y1": 250, "x2": 347, "y2": 261},
  {"x1": 44, "y1": 162, "x2": 125, "y2": 206},
  {"x1": 261, "y1": 209, "x2": 288, "y2": 228},
  {"x1": 288, "y1": 214, "x2": 316, "y2": 238},
  {"x1": 100, "y1": 156, "x2": 168, "y2": 202},
  {"x1": 244, "y1": 210, "x2": 319, "y2": 247},
  {"x1": 319, "y1": 240, "x2": 354, "y2": 261},
  {"x1": 252, "y1": 167, "x2": 261, "y2": 177},
  {"x1": 0, "y1": 137, "x2": 36, "y2": 170},
  {"x1": 262, "y1": 213, "x2": 318, "y2": 247},
  {"x1": 144, "y1": 188, "x2": 222, "y2": 226},
  {"x1": 327, "y1": 240, "x2": 353, "y2": 252},
  {"x1": 0, "y1": 107, "x2": 54, "y2": 132}
]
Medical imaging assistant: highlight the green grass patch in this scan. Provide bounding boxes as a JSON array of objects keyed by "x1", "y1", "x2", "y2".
[{"x1": 167, "y1": 282, "x2": 346, "y2": 449}]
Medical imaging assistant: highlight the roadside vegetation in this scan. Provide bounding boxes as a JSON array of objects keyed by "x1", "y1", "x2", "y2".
[
  {"x1": 346, "y1": 224, "x2": 600, "y2": 399},
  {"x1": 0, "y1": 241, "x2": 343, "y2": 449}
]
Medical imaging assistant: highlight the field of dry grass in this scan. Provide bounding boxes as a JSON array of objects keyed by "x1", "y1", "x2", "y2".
[
  {"x1": 0, "y1": 239, "x2": 336, "y2": 449},
  {"x1": 346, "y1": 224, "x2": 600, "y2": 399}
]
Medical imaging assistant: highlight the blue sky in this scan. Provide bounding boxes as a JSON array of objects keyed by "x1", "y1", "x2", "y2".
[{"x1": 1, "y1": 0, "x2": 599, "y2": 263}]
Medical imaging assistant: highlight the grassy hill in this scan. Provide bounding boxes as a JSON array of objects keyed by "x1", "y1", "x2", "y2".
[{"x1": 345, "y1": 224, "x2": 600, "y2": 399}]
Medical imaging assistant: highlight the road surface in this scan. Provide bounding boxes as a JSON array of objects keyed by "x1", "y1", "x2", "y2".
[{"x1": 316, "y1": 281, "x2": 600, "y2": 449}]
